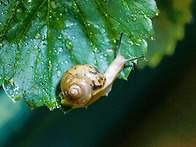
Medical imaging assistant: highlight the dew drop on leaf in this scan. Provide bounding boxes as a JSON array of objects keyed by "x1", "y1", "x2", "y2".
[
  {"x1": 57, "y1": 70, "x2": 61, "y2": 78},
  {"x1": 34, "y1": 46, "x2": 38, "y2": 50},
  {"x1": 34, "y1": 33, "x2": 41, "y2": 39},
  {"x1": 58, "y1": 35, "x2": 63, "y2": 39}
]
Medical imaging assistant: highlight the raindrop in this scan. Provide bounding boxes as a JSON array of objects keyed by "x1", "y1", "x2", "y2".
[
  {"x1": 58, "y1": 47, "x2": 63, "y2": 53},
  {"x1": 58, "y1": 34, "x2": 63, "y2": 39},
  {"x1": 34, "y1": 33, "x2": 41, "y2": 39},
  {"x1": 57, "y1": 70, "x2": 61, "y2": 77},
  {"x1": 34, "y1": 45, "x2": 38, "y2": 50},
  {"x1": 16, "y1": 8, "x2": 22, "y2": 13},
  {"x1": 106, "y1": 49, "x2": 113, "y2": 53},
  {"x1": 150, "y1": 37, "x2": 154, "y2": 40},
  {"x1": 49, "y1": 107, "x2": 54, "y2": 111}
]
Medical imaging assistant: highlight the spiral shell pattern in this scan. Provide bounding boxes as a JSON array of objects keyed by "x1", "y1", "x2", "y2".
[{"x1": 60, "y1": 64, "x2": 106, "y2": 108}]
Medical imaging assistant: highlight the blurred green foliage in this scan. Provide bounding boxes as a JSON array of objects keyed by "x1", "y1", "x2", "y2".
[{"x1": 138, "y1": 0, "x2": 192, "y2": 67}]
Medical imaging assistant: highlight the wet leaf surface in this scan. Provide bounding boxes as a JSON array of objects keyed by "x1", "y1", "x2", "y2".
[{"x1": 0, "y1": 0, "x2": 157, "y2": 109}]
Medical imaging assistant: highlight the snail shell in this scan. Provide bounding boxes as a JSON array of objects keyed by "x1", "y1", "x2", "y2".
[{"x1": 60, "y1": 64, "x2": 106, "y2": 108}]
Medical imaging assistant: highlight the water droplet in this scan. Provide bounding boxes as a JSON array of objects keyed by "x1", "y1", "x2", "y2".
[
  {"x1": 150, "y1": 37, "x2": 154, "y2": 40},
  {"x1": 156, "y1": 11, "x2": 159, "y2": 16},
  {"x1": 58, "y1": 35, "x2": 63, "y2": 39},
  {"x1": 57, "y1": 70, "x2": 61, "y2": 77},
  {"x1": 34, "y1": 45, "x2": 38, "y2": 50},
  {"x1": 34, "y1": 33, "x2": 41, "y2": 39},
  {"x1": 58, "y1": 47, "x2": 63, "y2": 53},
  {"x1": 49, "y1": 107, "x2": 55, "y2": 111},
  {"x1": 106, "y1": 49, "x2": 113, "y2": 53},
  {"x1": 16, "y1": 8, "x2": 22, "y2": 13}
]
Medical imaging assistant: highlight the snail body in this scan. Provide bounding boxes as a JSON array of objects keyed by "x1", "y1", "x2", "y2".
[{"x1": 60, "y1": 32, "x2": 144, "y2": 109}]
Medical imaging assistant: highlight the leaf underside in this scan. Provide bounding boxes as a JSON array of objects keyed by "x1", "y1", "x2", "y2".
[{"x1": 0, "y1": 0, "x2": 157, "y2": 110}]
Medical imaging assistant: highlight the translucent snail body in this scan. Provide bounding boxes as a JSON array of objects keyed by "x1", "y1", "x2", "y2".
[{"x1": 60, "y1": 32, "x2": 144, "y2": 109}]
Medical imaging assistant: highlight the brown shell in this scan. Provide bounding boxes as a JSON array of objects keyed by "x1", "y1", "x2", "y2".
[{"x1": 60, "y1": 64, "x2": 106, "y2": 108}]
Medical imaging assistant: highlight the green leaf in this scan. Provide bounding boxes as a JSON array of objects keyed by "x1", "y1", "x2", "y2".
[
  {"x1": 138, "y1": 0, "x2": 192, "y2": 67},
  {"x1": 0, "y1": 0, "x2": 157, "y2": 110}
]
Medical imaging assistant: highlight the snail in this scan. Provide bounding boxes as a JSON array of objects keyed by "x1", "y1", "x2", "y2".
[{"x1": 60, "y1": 32, "x2": 145, "y2": 109}]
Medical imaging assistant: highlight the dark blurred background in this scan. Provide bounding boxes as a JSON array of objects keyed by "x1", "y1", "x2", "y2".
[{"x1": 0, "y1": 2, "x2": 196, "y2": 147}]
